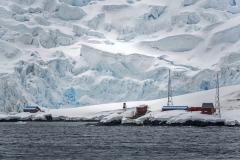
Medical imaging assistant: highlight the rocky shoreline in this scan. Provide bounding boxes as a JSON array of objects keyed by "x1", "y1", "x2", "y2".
[
  {"x1": 1, "y1": 116, "x2": 239, "y2": 127},
  {"x1": 1, "y1": 119, "x2": 238, "y2": 127},
  {"x1": 90, "y1": 119, "x2": 239, "y2": 127},
  {"x1": 0, "y1": 119, "x2": 100, "y2": 123}
]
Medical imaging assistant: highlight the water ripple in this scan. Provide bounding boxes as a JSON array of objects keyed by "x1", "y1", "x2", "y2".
[{"x1": 0, "y1": 122, "x2": 240, "y2": 160}]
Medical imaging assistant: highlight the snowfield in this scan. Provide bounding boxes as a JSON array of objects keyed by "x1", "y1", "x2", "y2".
[
  {"x1": 1, "y1": 85, "x2": 240, "y2": 125},
  {"x1": 0, "y1": 0, "x2": 240, "y2": 112}
]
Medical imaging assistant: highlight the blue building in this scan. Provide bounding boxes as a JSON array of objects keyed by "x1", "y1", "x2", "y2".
[
  {"x1": 162, "y1": 106, "x2": 188, "y2": 111},
  {"x1": 23, "y1": 106, "x2": 41, "y2": 113}
]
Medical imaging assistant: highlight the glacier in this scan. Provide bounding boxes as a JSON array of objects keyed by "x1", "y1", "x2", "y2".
[{"x1": 0, "y1": 0, "x2": 240, "y2": 112}]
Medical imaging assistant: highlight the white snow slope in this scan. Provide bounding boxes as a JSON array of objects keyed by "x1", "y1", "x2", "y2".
[
  {"x1": 0, "y1": 0, "x2": 240, "y2": 111},
  {"x1": 1, "y1": 85, "x2": 240, "y2": 125}
]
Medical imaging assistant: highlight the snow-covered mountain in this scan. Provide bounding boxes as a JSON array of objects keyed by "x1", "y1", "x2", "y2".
[{"x1": 0, "y1": 0, "x2": 240, "y2": 111}]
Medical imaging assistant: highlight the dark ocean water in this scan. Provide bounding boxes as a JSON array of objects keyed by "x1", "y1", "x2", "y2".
[{"x1": 0, "y1": 122, "x2": 240, "y2": 160}]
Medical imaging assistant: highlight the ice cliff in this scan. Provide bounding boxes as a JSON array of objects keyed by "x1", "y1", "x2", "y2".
[{"x1": 0, "y1": 0, "x2": 240, "y2": 111}]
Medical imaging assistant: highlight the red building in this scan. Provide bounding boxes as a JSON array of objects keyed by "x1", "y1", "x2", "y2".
[
  {"x1": 187, "y1": 107, "x2": 202, "y2": 112},
  {"x1": 201, "y1": 103, "x2": 215, "y2": 115},
  {"x1": 136, "y1": 104, "x2": 148, "y2": 115}
]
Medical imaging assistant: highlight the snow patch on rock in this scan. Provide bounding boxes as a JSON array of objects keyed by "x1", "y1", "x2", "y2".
[
  {"x1": 73, "y1": 25, "x2": 90, "y2": 37},
  {"x1": 83, "y1": 13, "x2": 105, "y2": 30},
  {"x1": 144, "y1": 35, "x2": 203, "y2": 52},
  {"x1": 100, "y1": 113, "x2": 123, "y2": 123},
  {"x1": 210, "y1": 25, "x2": 240, "y2": 46},
  {"x1": 42, "y1": 0, "x2": 58, "y2": 13},
  {"x1": 102, "y1": 5, "x2": 130, "y2": 12},
  {"x1": 143, "y1": 6, "x2": 166, "y2": 20},
  {"x1": 0, "y1": 7, "x2": 15, "y2": 19},
  {"x1": 172, "y1": 12, "x2": 201, "y2": 25},
  {"x1": 56, "y1": 3, "x2": 86, "y2": 20},
  {"x1": 203, "y1": 0, "x2": 230, "y2": 10},
  {"x1": 183, "y1": 0, "x2": 199, "y2": 6},
  {"x1": 0, "y1": 40, "x2": 22, "y2": 60},
  {"x1": 200, "y1": 12, "x2": 218, "y2": 23},
  {"x1": 13, "y1": 15, "x2": 30, "y2": 22},
  {"x1": 10, "y1": 4, "x2": 27, "y2": 15},
  {"x1": 34, "y1": 16, "x2": 51, "y2": 26},
  {"x1": 59, "y1": 0, "x2": 90, "y2": 7},
  {"x1": 40, "y1": 29, "x2": 74, "y2": 48}
]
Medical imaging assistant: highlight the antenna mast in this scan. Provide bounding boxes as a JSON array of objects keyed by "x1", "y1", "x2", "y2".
[
  {"x1": 167, "y1": 69, "x2": 173, "y2": 106},
  {"x1": 215, "y1": 74, "x2": 221, "y2": 118}
]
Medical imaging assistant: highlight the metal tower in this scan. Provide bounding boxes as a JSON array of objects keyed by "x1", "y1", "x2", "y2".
[
  {"x1": 215, "y1": 74, "x2": 221, "y2": 118},
  {"x1": 167, "y1": 69, "x2": 173, "y2": 106}
]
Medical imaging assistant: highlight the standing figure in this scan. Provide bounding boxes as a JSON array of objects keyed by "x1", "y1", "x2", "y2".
[{"x1": 123, "y1": 103, "x2": 127, "y2": 112}]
